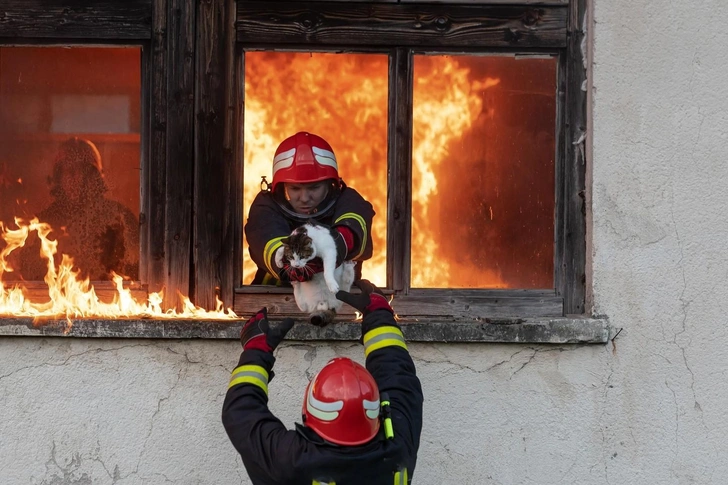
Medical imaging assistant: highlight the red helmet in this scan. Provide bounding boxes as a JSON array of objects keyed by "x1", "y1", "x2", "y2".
[
  {"x1": 302, "y1": 357, "x2": 381, "y2": 446},
  {"x1": 271, "y1": 132, "x2": 339, "y2": 191}
]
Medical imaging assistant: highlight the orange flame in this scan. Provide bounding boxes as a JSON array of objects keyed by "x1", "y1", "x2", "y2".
[
  {"x1": 243, "y1": 52, "x2": 389, "y2": 286},
  {"x1": 0, "y1": 218, "x2": 238, "y2": 325},
  {"x1": 411, "y1": 56, "x2": 508, "y2": 288},
  {"x1": 243, "y1": 52, "x2": 506, "y2": 289}
]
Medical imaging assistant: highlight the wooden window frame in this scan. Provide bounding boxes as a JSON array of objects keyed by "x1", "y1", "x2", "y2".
[
  {"x1": 0, "y1": 0, "x2": 229, "y2": 311},
  {"x1": 232, "y1": 0, "x2": 587, "y2": 321},
  {"x1": 0, "y1": 0, "x2": 587, "y2": 327},
  {"x1": 0, "y1": 0, "x2": 239, "y2": 313},
  {"x1": 0, "y1": 0, "x2": 154, "y2": 302}
]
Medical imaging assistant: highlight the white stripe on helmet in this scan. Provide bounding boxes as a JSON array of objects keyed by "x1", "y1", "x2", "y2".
[
  {"x1": 363, "y1": 399, "x2": 380, "y2": 419},
  {"x1": 273, "y1": 147, "x2": 296, "y2": 174},
  {"x1": 307, "y1": 384, "x2": 344, "y2": 422},
  {"x1": 312, "y1": 146, "x2": 337, "y2": 170}
]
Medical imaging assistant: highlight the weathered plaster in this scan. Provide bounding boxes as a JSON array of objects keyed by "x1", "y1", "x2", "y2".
[
  {"x1": 2, "y1": 0, "x2": 728, "y2": 484},
  {"x1": 0, "y1": 339, "x2": 613, "y2": 484},
  {"x1": 590, "y1": 0, "x2": 728, "y2": 483}
]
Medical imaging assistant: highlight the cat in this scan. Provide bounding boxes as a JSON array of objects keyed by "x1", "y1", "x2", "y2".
[{"x1": 275, "y1": 223, "x2": 355, "y2": 326}]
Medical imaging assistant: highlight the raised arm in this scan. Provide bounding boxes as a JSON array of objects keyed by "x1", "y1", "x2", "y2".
[
  {"x1": 336, "y1": 282, "x2": 423, "y2": 462},
  {"x1": 221, "y1": 309, "x2": 300, "y2": 482}
]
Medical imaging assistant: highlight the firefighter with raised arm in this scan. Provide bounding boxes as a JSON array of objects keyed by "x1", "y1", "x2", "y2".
[
  {"x1": 222, "y1": 280, "x2": 423, "y2": 484},
  {"x1": 245, "y1": 131, "x2": 375, "y2": 285}
]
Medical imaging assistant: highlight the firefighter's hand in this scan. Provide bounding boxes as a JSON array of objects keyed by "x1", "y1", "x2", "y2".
[
  {"x1": 336, "y1": 279, "x2": 393, "y2": 317},
  {"x1": 240, "y1": 307, "x2": 295, "y2": 353},
  {"x1": 285, "y1": 258, "x2": 324, "y2": 283}
]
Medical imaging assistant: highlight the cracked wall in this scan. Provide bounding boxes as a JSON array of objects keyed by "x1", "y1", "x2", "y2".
[
  {"x1": 590, "y1": 0, "x2": 728, "y2": 483},
  {"x1": 1, "y1": 339, "x2": 614, "y2": 484},
  {"x1": 2, "y1": 1, "x2": 728, "y2": 484}
]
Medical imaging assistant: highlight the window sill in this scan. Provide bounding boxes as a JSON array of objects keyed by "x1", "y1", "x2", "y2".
[{"x1": 0, "y1": 316, "x2": 610, "y2": 344}]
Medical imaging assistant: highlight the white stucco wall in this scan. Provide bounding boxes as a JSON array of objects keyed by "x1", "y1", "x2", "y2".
[{"x1": 2, "y1": 0, "x2": 728, "y2": 483}]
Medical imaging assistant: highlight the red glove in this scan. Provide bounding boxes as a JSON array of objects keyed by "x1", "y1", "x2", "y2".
[
  {"x1": 335, "y1": 279, "x2": 393, "y2": 317},
  {"x1": 285, "y1": 258, "x2": 324, "y2": 282},
  {"x1": 240, "y1": 307, "x2": 295, "y2": 353}
]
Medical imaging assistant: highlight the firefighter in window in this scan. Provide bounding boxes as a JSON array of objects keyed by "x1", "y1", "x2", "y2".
[
  {"x1": 11, "y1": 137, "x2": 139, "y2": 282},
  {"x1": 245, "y1": 131, "x2": 374, "y2": 285},
  {"x1": 222, "y1": 280, "x2": 423, "y2": 485}
]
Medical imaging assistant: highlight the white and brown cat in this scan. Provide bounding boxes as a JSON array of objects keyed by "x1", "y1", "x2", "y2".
[{"x1": 275, "y1": 223, "x2": 355, "y2": 326}]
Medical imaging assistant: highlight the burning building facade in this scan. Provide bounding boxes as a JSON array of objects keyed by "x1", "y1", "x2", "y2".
[
  {"x1": 1, "y1": 0, "x2": 586, "y2": 324},
  {"x1": 31, "y1": 1, "x2": 728, "y2": 485}
]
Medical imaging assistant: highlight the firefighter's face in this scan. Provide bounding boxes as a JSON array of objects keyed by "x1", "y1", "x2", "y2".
[{"x1": 284, "y1": 182, "x2": 329, "y2": 214}]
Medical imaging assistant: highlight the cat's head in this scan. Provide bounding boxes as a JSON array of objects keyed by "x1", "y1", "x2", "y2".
[{"x1": 281, "y1": 228, "x2": 316, "y2": 268}]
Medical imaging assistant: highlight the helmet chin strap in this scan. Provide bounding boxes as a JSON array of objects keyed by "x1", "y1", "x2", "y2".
[
  {"x1": 275, "y1": 196, "x2": 338, "y2": 222},
  {"x1": 273, "y1": 180, "x2": 341, "y2": 222}
]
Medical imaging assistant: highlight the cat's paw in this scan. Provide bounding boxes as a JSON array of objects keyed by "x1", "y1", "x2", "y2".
[
  {"x1": 274, "y1": 246, "x2": 285, "y2": 267},
  {"x1": 326, "y1": 280, "x2": 340, "y2": 294}
]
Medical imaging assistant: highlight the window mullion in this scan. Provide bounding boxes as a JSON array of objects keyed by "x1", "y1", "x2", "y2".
[
  {"x1": 386, "y1": 47, "x2": 413, "y2": 293},
  {"x1": 558, "y1": 0, "x2": 588, "y2": 314}
]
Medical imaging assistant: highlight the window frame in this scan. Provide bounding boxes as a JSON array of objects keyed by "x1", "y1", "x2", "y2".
[
  {"x1": 0, "y1": 0, "x2": 588, "y2": 330},
  {"x1": 0, "y1": 1, "x2": 153, "y2": 302},
  {"x1": 233, "y1": 0, "x2": 587, "y2": 320},
  {"x1": 0, "y1": 0, "x2": 230, "y2": 312}
]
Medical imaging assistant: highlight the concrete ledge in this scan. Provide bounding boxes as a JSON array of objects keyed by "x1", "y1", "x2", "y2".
[{"x1": 0, "y1": 316, "x2": 611, "y2": 344}]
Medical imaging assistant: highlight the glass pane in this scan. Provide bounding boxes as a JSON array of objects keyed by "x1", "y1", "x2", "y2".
[
  {"x1": 0, "y1": 46, "x2": 141, "y2": 281},
  {"x1": 243, "y1": 52, "x2": 388, "y2": 286},
  {"x1": 412, "y1": 54, "x2": 557, "y2": 289}
]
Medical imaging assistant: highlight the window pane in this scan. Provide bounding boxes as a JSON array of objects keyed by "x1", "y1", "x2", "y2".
[
  {"x1": 243, "y1": 52, "x2": 388, "y2": 286},
  {"x1": 0, "y1": 46, "x2": 141, "y2": 281},
  {"x1": 412, "y1": 54, "x2": 556, "y2": 289}
]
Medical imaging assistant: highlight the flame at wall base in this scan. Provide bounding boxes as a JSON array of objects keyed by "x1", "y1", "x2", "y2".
[{"x1": 0, "y1": 218, "x2": 239, "y2": 326}]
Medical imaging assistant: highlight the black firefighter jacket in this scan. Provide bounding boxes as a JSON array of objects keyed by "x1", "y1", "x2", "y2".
[
  {"x1": 244, "y1": 183, "x2": 375, "y2": 284},
  {"x1": 222, "y1": 310, "x2": 423, "y2": 485}
]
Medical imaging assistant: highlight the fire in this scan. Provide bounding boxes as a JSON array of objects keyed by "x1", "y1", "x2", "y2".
[
  {"x1": 411, "y1": 57, "x2": 502, "y2": 287},
  {"x1": 243, "y1": 52, "x2": 506, "y2": 288},
  {"x1": 351, "y1": 295, "x2": 398, "y2": 322},
  {"x1": 389, "y1": 294, "x2": 400, "y2": 322},
  {"x1": 0, "y1": 218, "x2": 238, "y2": 325},
  {"x1": 243, "y1": 52, "x2": 389, "y2": 286}
]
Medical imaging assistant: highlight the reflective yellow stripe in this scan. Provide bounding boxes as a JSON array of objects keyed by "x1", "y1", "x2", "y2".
[
  {"x1": 261, "y1": 272, "x2": 278, "y2": 285},
  {"x1": 383, "y1": 415, "x2": 394, "y2": 439},
  {"x1": 366, "y1": 338, "x2": 407, "y2": 357},
  {"x1": 334, "y1": 212, "x2": 367, "y2": 259},
  {"x1": 263, "y1": 236, "x2": 286, "y2": 277},
  {"x1": 228, "y1": 364, "x2": 269, "y2": 394},
  {"x1": 363, "y1": 325, "x2": 403, "y2": 344},
  {"x1": 394, "y1": 468, "x2": 408, "y2": 485},
  {"x1": 363, "y1": 326, "x2": 407, "y2": 357},
  {"x1": 312, "y1": 481, "x2": 336, "y2": 485}
]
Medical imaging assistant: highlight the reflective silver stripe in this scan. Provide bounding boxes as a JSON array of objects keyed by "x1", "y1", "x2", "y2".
[
  {"x1": 228, "y1": 365, "x2": 269, "y2": 393},
  {"x1": 364, "y1": 330, "x2": 407, "y2": 357},
  {"x1": 231, "y1": 369, "x2": 267, "y2": 381},
  {"x1": 365, "y1": 331, "x2": 405, "y2": 348},
  {"x1": 312, "y1": 481, "x2": 335, "y2": 485}
]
